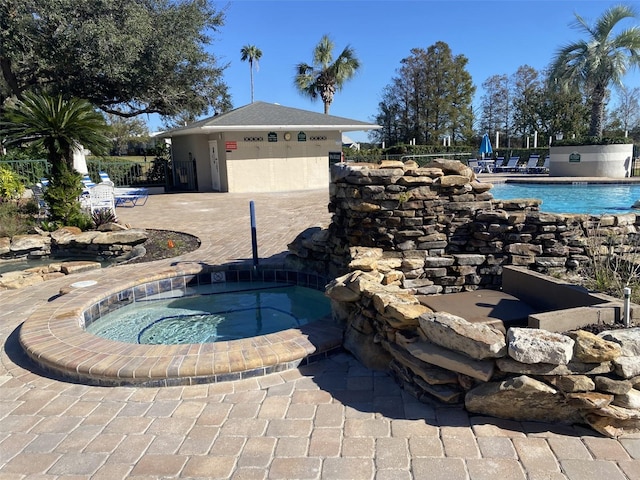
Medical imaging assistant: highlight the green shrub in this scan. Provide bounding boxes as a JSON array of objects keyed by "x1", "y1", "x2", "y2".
[
  {"x1": 66, "y1": 211, "x2": 94, "y2": 231},
  {"x1": 582, "y1": 225, "x2": 640, "y2": 304},
  {"x1": 91, "y1": 208, "x2": 118, "y2": 228},
  {"x1": 43, "y1": 169, "x2": 83, "y2": 225},
  {"x1": 0, "y1": 201, "x2": 31, "y2": 237},
  {"x1": 0, "y1": 166, "x2": 25, "y2": 200}
]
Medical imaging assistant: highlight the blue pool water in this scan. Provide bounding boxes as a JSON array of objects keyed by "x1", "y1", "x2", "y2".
[
  {"x1": 490, "y1": 183, "x2": 640, "y2": 215},
  {"x1": 86, "y1": 281, "x2": 331, "y2": 345}
]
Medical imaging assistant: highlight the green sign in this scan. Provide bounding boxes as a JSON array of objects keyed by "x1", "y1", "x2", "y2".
[
  {"x1": 267, "y1": 132, "x2": 277, "y2": 142},
  {"x1": 297, "y1": 131, "x2": 307, "y2": 142},
  {"x1": 569, "y1": 152, "x2": 581, "y2": 163}
]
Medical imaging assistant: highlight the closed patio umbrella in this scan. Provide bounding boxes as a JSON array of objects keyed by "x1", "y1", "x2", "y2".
[{"x1": 479, "y1": 133, "x2": 492, "y2": 159}]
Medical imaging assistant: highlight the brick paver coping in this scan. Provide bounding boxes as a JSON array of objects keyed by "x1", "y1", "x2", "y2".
[{"x1": 18, "y1": 261, "x2": 342, "y2": 387}]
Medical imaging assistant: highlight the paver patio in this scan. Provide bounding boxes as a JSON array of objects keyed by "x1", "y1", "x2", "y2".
[{"x1": 1, "y1": 188, "x2": 639, "y2": 479}]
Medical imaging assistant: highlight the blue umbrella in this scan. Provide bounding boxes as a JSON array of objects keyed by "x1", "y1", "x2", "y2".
[{"x1": 479, "y1": 133, "x2": 492, "y2": 159}]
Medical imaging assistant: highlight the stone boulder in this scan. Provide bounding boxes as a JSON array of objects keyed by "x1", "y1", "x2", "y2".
[
  {"x1": 583, "y1": 410, "x2": 640, "y2": 438},
  {"x1": 465, "y1": 375, "x2": 582, "y2": 423},
  {"x1": 568, "y1": 330, "x2": 622, "y2": 363},
  {"x1": 429, "y1": 158, "x2": 473, "y2": 179},
  {"x1": 325, "y1": 272, "x2": 363, "y2": 303},
  {"x1": 10, "y1": 234, "x2": 51, "y2": 252},
  {"x1": 91, "y1": 229, "x2": 147, "y2": 245},
  {"x1": 507, "y1": 327, "x2": 574, "y2": 365},
  {"x1": 397, "y1": 332, "x2": 495, "y2": 381},
  {"x1": 418, "y1": 311, "x2": 506, "y2": 360},
  {"x1": 614, "y1": 356, "x2": 640, "y2": 379},
  {"x1": 547, "y1": 375, "x2": 595, "y2": 392},
  {"x1": 600, "y1": 328, "x2": 640, "y2": 356},
  {"x1": 595, "y1": 376, "x2": 632, "y2": 395}
]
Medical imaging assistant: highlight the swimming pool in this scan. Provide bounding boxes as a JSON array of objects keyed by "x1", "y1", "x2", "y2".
[
  {"x1": 86, "y1": 281, "x2": 331, "y2": 344},
  {"x1": 490, "y1": 183, "x2": 640, "y2": 214}
]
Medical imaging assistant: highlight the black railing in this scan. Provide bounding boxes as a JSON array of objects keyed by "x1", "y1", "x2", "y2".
[{"x1": 87, "y1": 158, "x2": 169, "y2": 188}]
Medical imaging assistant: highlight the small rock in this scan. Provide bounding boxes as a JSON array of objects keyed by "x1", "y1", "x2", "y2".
[
  {"x1": 600, "y1": 328, "x2": 640, "y2": 356},
  {"x1": 613, "y1": 388, "x2": 640, "y2": 409},
  {"x1": 568, "y1": 330, "x2": 622, "y2": 363},
  {"x1": 594, "y1": 376, "x2": 632, "y2": 395},
  {"x1": 385, "y1": 302, "x2": 431, "y2": 329},
  {"x1": 614, "y1": 356, "x2": 640, "y2": 379},
  {"x1": 565, "y1": 392, "x2": 613, "y2": 409},
  {"x1": 583, "y1": 412, "x2": 640, "y2": 438},
  {"x1": 547, "y1": 375, "x2": 595, "y2": 392}
]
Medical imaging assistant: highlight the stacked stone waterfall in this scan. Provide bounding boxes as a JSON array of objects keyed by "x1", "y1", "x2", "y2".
[{"x1": 287, "y1": 159, "x2": 640, "y2": 438}]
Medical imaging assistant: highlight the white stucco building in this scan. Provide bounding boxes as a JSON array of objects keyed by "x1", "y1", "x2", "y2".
[{"x1": 161, "y1": 102, "x2": 380, "y2": 193}]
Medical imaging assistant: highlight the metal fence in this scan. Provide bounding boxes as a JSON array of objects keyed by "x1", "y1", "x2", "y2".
[
  {"x1": 632, "y1": 157, "x2": 640, "y2": 177},
  {"x1": 0, "y1": 158, "x2": 169, "y2": 188},
  {"x1": 86, "y1": 158, "x2": 169, "y2": 188},
  {"x1": 0, "y1": 159, "x2": 49, "y2": 185}
]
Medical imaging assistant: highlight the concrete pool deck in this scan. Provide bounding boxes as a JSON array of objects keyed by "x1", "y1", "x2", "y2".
[{"x1": 1, "y1": 187, "x2": 639, "y2": 479}]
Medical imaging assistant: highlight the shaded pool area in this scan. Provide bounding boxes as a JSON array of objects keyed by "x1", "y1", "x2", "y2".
[
  {"x1": 19, "y1": 265, "x2": 342, "y2": 387},
  {"x1": 490, "y1": 182, "x2": 640, "y2": 214}
]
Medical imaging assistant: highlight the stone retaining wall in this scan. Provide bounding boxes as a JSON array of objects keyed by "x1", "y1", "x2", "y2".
[
  {"x1": 326, "y1": 269, "x2": 640, "y2": 438},
  {"x1": 0, "y1": 225, "x2": 147, "y2": 261},
  {"x1": 287, "y1": 159, "x2": 640, "y2": 437},
  {"x1": 0, "y1": 226, "x2": 147, "y2": 289},
  {"x1": 287, "y1": 159, "x2": 640, "y2": 290}
]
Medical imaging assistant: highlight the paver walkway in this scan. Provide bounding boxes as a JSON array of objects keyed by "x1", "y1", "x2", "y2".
[{"x1": 1, "y1": 189, "x2": 639, "y2": 479}]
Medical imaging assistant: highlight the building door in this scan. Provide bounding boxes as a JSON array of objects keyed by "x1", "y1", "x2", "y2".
[{"x1": 209, "y1": 141, "x2": 221, "y2": 191}]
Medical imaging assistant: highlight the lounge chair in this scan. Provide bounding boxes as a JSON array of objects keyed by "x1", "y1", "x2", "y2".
[
  {"x1": 114, "y1": 187, "x2": 149, "y2": 207},
  {"x1": 492, "y1": 157, "x2": 505, "y2": 172},
  {"x1": 87, "y1": 183, "x2": 116, "y2": 216},
  {"x1": 536, "y1": 155, "x2": 550, "y2": 174},
  {"x1": 98, "y1": 171, "x2": 148, "y2": 207},
  {"x1": 81, "y1": 174, "x2": 96, "y2": 190},
  {"x1": 98, "y1": 171, "x2": 111, "y2": 183},
  {"x1": 522, "y1": 155, "x2": 540, "y2": 173},
  {"x1": 494, "y1": 156, "x2": 520, "y2": 173},
  {"x1": 467, "y1": 159, "x2": 483, "y2": 174},
  {"x1": 31, "y1": 183, "x2": 48, "y2": 217},
  {"x1": 479, "y1": 159, "x2": 495, "y2": 173}
]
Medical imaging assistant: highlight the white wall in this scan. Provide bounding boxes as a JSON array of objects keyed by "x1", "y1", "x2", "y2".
[
  {"x1": 171, "y1": 130, "x2": 341, "y2": 192},
  {"x1": 549, "y1": 144, "x2": 634, "y2": 178},
  {"x1": 221, "y1": 130, "x2": 338, "y2": 192}
]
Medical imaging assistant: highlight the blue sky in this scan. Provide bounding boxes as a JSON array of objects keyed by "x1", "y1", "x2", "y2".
[{"x1": 150, "y1": 1, "x2": 640, "y2": 141}]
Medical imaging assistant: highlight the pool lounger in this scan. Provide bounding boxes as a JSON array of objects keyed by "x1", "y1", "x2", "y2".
[{"x1": 114, "y1": 187, "x2": 149, "y2": 207}]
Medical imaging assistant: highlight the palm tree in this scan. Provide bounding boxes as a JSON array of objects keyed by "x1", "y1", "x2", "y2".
[
  {"x1": 0, "y1": 92, "x2": 111, "y2": 223},
  {"x1": 294, "y1": 35, "x2": 360, "y2": 114},
  {"x1": 240, "y1": 45, "x2": 262, "y2": 103},
  {"x1": 549, "y1": 4, "x2": 640, "y2": 137}
]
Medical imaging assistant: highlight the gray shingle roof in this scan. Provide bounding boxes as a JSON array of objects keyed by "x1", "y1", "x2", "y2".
[{"x1": 162, "y1": 102, "x2": 379, "y2": 136}]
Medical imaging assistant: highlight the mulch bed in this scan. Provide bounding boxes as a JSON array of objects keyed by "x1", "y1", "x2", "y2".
[{"x1": 126, "y1": 229, "x2": 200, "y2": 264}]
